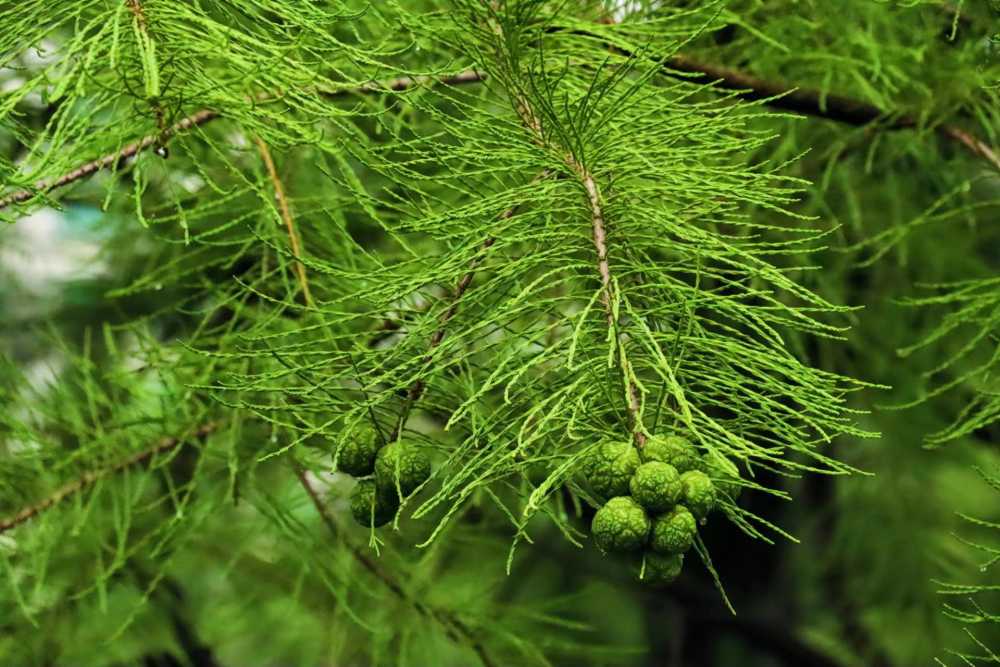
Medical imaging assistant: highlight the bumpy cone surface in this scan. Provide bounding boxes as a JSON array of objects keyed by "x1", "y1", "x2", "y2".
[
  {"x1": 582, "y1": 440, "x2": 641, "y2": 498},
  {"x1": 641, "y1": 552, "x2": 684, "y2": 586},
  {"x1": 375, "y1": 441, "x2": 432, "y2": 498},
  {"x1": 680, "y1": 470, "x2": 717, "y2": 520},
  {"x1": 641, "y1": 434, "x2": 701, "y2": 473},
  {"x1": 337, "y1": 434, "x2": 379, "y2": 477},
  {"x1": 629, "y1": 461, "x2": 682, "y2": 513},
  {"x1": 650, "y1": 505, "x2": 697, "y2": 554},
  {"x1": 700, "y1": 449, "x2": 742, "y2": 501},
  {"x1": 591, "y1": 496, "x2": 651, "y2": 553},
  {"x1": 350, "y1": 479, "x2": 398, "y2": 527}
]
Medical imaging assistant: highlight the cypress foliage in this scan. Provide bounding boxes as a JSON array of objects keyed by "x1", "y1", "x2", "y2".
[{"x1": 1, "y1": 1, "x2": 999, "y2": 665}]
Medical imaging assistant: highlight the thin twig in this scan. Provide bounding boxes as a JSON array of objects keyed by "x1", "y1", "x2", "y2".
[
  {"x1": 4, "y1": 42, "x2": 998, "y2": 213},
  {"x1": 390, "y1": 174, "x2": 543, "y2": 440},
  {"x1": 660, "y1": 52, "x2": 1000, "y2": 170},
  {"x1": 0, "y1": 108, "x2": 220, "y2": 210},
  {"x1": 293, "y1": 468, "x2": 497, "y2": 667},
  {"x1": 494, "y1": 15, "x2": 648, "y2": 447},
  {"x1": 391, "y1": 236, "x2": 499, "y2": 440},
  {"x1": 0, "y1": 72, "x2": 485, "y2": 212},
  {"x1": 258, "y1": 141, "x2": 494, "y2": 663},
  {"x1": 0, "y1": 422, "x2": 219, "y2": 535},
  {"x1": 254, "y1": 136, "x2": 313, "y2": 305}
]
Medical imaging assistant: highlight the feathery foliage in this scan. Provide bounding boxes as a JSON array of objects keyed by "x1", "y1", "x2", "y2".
[{"x1": 2, "y1": 1, "x2": 1000, "y2": 665}]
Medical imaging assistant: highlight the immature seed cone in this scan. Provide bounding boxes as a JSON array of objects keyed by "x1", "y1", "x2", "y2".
[
  {"x1": 591, "y1": 496, "x2": 651, "y2": 554},
  {"x1": 641, "y1": 434, "x2": 700, "y2": 473},
  {"x1": 700, "y1": 449, "x2": 742, "y2": 501},
  {"x1": 582, "y1": 440, "x2": 641, "y2": 498},
  {"x1": 640, "y1": 552, "x2": 684, "y2": 586},
  {"x1": 629, "y1": 461, "x2": 682, "y2": 513},
  {"x1": 337, "y1": 434, "x2": 379, "y2": 477},
  {"x1": 375, "y1": 441, "x2": 431, "y2": 499},
  {"x1": 350, "y1": 479, "x2": 398, "y2": 527},
  {"x1": 680, "y1": 470, "x2": 717, "y2": 520},
  {"x1": 650, "y1": 505, "x2": 697, "y2": 554}
]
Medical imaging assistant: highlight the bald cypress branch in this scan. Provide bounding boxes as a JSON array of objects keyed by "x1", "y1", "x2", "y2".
[
  {"x1": 0, "y1": 72, "x2": 485, "y2": 212},
  {"x1": 0, "y1": 422, "x2": 219, "y2": 535},
  {"x1": 293, "y1": 467, "x2": 497, "y2": 667}
]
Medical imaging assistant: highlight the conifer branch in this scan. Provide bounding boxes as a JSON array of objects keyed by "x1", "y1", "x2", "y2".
[
  {"x1": 3, "y1": 44, "x2": 997, "y2": 216},
  {"x1": 0, "y1": 107, "x2": 220, "y2": 211},
  {"x1": 390, "y1": 171, "x2": 548, "y2": 440},
  {"x1": 0, "y1": 72, "x2": 484, "y2": 213},
  {"x1": 568, "y1": 25, "x2": 1000, "y2": 171},
  {"x1": 0, "y1": 422, "x2": 219, "y2": 535},
  {"x1": 293, "y1": 468, "x2": 497, "y2": 667},
  {"x1": 492, "y1": 16, "x2": 648, "y2": 447},
  {"x1": 253, "y1": 145, "x2": 493, "y2": 660},
  {"x1": 652, "y1": 51, "x2": 1000, "y2": 171}
]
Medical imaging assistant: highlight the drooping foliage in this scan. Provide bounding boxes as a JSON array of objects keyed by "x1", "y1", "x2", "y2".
[{"x1": 1, "y1": 1, "x2": 1000, "y2": 666}]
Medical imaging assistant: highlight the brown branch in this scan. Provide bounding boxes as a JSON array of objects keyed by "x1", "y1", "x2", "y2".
[
  {"x1": 0, "y1": 71, "x2": 485, "y2": 213},
  {"x1": 293, "y1": 468, "x2": 497, "y2": 667},
  {"x1": 254, "y1": 137, "x2": 314, "y2": 305},
  {"x1": 0, "y1": 421, "x2": 218, "y2": 535},
  {"x1": 390, "y1": 179, "x2": 542, "y2": 440},
  {"x1": 941, "y1": 125, "x2": 1000, "y2": 172},
  {"x1": 660, "y1": 53, "x2": 999, "y2": 171},
  {"x1": 579, "y1": 168, "x2": 645, "y2": 446},
  {"x1": 5, "y1": 38, "x2": 997, "y2": 214},
  {"x1": 0, "y1": 108, "x2": 220, "y2": 210}
]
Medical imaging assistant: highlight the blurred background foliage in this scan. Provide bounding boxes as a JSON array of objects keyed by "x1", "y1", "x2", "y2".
[{"x1": 2, "y1": 1, "x2": 1000, "y2": 666}]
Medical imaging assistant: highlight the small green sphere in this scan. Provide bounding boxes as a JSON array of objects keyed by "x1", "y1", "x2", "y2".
[
  {"x1": 582, "y1": 441, "x2": 641, "y2": 498},
  {"x1": 642, "y1": 434, "x2": 701, "y2": 473},
  {"x1": 591, "y1": 496, "x2": 651, "y2": 554},
  {"x1": 628, "y1": 461, "x2": 682, "y2": 513},
  {"x1": 641, "y1": 552, "x2": 684, "y2": 586},
  {"x1": 680, "y1": 470, "x2": 717, "y2": 520},
  {"x1": 337, "y1": 435, "x2": 379, "y2": 477},
  {"x1": 350, "y1": 479, "x2": 398, "y2": 527},
  {"x1": 375, "y1": 441, "x2": 432, "y2": 499},
  {"x1": 700, "y1": 449, "x2": 742, "y2": 501},
  {"x1": 650, "y1": 505, "x2": 697, "y2": 554}
]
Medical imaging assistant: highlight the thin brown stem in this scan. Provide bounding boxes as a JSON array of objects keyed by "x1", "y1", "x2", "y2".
[
  {"x1": 5, "y1": 44, "x2": 997, "y2": 213},
  {"x1": 390, "y1": 169, "x2": 549, "y2": 440},
  {"x1": 392, "y1": 237, "x2": 497, "y2": 439},
  {"x1": 941, "y1": 125, "x2": 1000, "y2": 171},
  {"x1": 0, "y1": 108, "x2": 220, "y2": 210},
  {"x1": 494, "y1": 15, "x2": 647, "y2": 446},
  {"x1": 293, "y1": 467, "x2": 497, "y2": 667},
  {"x1": 254, "y1": 137, "x2": 313, "y2": 306},
  {"x1": 0, "y1": 72, "x2": 485, "y2": 212},
  {"x1": 658, "y1": 53, "x2": 999, "y2": 171},
  {"x1": 0, "y1": 421, "x2": 219, "y2": 535}
]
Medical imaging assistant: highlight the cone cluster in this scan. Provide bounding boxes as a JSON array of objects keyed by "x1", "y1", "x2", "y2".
[
  {"x1": 586, "y1": 434, "x2": 740, "y2": 586},
  {"x1": 337, "y1": 436, "x2": 432, "y2": 527}
]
